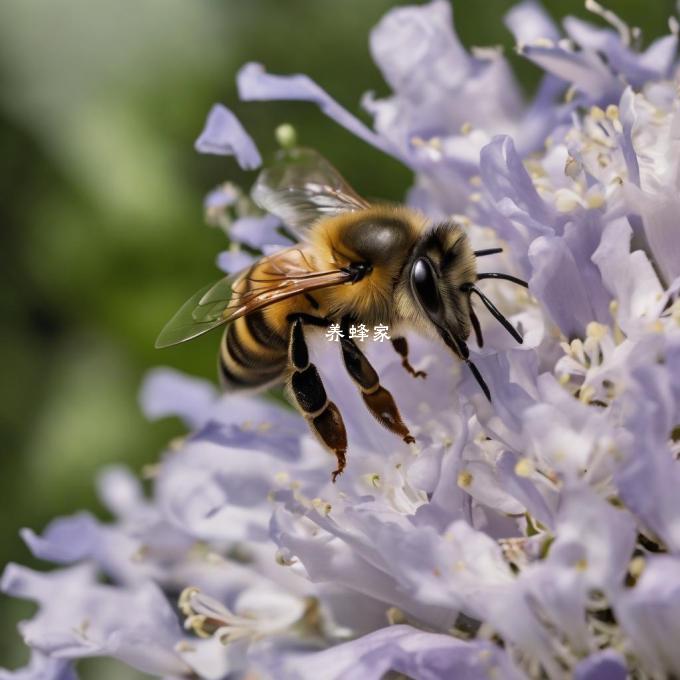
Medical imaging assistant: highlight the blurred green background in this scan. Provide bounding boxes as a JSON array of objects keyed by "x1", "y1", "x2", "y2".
[{"x1": 0, "y1": 0, "x2": 674, "y2": 677}]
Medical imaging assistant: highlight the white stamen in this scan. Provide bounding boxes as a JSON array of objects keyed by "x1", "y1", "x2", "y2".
[
  {"x1": 179, "y1": 586, "x2": 307, "y2": 645},
  {"x1": 585, "y1": 0, "x2": 631, "y2": 46}
]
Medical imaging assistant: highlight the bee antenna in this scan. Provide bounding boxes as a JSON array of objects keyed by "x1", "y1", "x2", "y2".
[
  {"x1": 469, "y1": 304, "x2": 484, "y2": 348},
  {"x1": 451, "y1": 336, "x2": 491, "y2": 401},
  {"x1": 477, "y1": 272, "x2": 528, "y2": 288},
  {"x1": 474, "y1": 248, "x2": 503, "y2": 257},
  {"x1": 469, "y1": 286, "x2": 523, "y2": 344},
  {"x1": 467, "y1": 358, "x2": 491, "y2": 402}
]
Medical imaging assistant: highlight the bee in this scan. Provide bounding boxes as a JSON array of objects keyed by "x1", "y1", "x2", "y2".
[{"x1": 156, "y1": 148, "x2": 527, "y2": 481}]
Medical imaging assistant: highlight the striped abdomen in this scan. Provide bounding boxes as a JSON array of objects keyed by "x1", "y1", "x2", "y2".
[{"x1": 218, "y1": 309, "x2": 288, "y2": 389}]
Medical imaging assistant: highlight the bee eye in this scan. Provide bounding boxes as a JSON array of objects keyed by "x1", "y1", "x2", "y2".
[{"x1": 411, "y1": 257, "x2": 440, "y2": 314}]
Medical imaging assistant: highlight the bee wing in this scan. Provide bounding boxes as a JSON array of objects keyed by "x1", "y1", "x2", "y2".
[
  {"x1": 155, "y1": 247, "x2": 351, "y2": 348},
  {"x1": 155, "y1": 276, "x2": 239, "y2": 348},
  {"x1": 251, "y1": 147, "x2": 370, "y2": 240}
]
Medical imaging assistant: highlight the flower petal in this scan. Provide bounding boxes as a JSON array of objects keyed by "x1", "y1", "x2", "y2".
[
  {"x1": 496, "y1": 450, "x2": 555, "y2": 529},
  {"x1": 276, "y1": 624, "x2": 522, "y2": 680},
  {"x1": 518, "y1": 41, "x2": 618, "y2": 101},
  {"x1": 20, "y1": 514, "x2": 99, "y2": 565},
  {"x1": 528, "y1": 232, "x2": 602, "y2": 337},
  {"x1": 615, "y1": 556, "x2": 680, "y2": 677},
  {"x1": 237, "y1": 62, "x2": 396, "y2": 159},
  {"x1": 573, "y1": 650, "x2": 627, "y2": 680},
  {"x1": 591, "y1": 217, "x2": 663, "y2": 333},
  {"x1": 229, "y1": 214, "x2": 290, "y2": 250},
  {"x1": 505, "y1": 0, "x2": 560, "y2": 47},
  {"x1": 625, "y1": 181, "x2": 680, "y2": 285},
  {"x1": 0, "y1": 652, "x2": 77, "y2": 680},
  {"x1": 139, "y1": 367, "x2": 219, "y2": 430},
  {"x1": 194, "y1": 104, "x2": 262, "y2": 170},
  {"x1": 564, "y1": 16, "x2": 677, "y2": 89},
  {"x1": 1, "y1": 564, "x2": 188, "y2": 676},
  {"x1": 216, "y1": 250, "x2": 255, "y2": 274},
  {"x1": 369, "y1": 0, "x2": 471, "y2": 98}
]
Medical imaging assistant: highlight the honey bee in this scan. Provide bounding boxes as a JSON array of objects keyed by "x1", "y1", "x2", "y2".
[{"x1": 156, "y1": 148, "x2": 527, "y2": 481}]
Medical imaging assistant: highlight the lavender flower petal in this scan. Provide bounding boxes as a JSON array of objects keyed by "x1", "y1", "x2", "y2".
[
  {"x1": 229, "y1": 214, "x2": 290, "y2": 250},
  {"x1": 625, "y1": 181, "x2": 680, "y2": 285},
  {"x1": 591, "y1": 217, "x2": 663, "y2": 333},
  {"x1": 156, "y1": 439, "x2": 302, "y2": 543},
  {"x1": 496, "y1": 451, "x2": 555, "y2": 530},
  {"x1": 615, "y1": 363, "x2": 680, "y2": 552},
  {"x1": 237, "y1": 63, "x2": 397, "y2": 159},
  {"x1": 480, "y1": 135, "x2": 555, "y2": 229},
  {"x1": 1, "y1": 564, "x2": 189, "y2": 677},
  {"x1": 504, "y1": 1, "x2": 560, "y2": 46},
  {"x1": 277, "y1": 625, "x2": 522, "y2": 680},
  {"x1": 194, "y1": 103, "x2": 262, "y2": 169},
  {"x1": 518, "y1": 41, "x2": 618, "y2": 101},
  {"x1": 216, "y1": 249, "x2": 255, "y2": 274},
  {"x1": 615, "y1": 555, "x2": 680, "y2": 676},
  {"x1": 370, "y1": 1, "x2": 471, "y2": 97},
  {"x1": 139, "y1": 367, "x2": 219, "y2": 430},
  {"x1": 564, "y1": 16, "x2": 677, "y2": 88},
  {"x1": 573, "y1": 650, "x2": 627, "y2": 680},
  {"x1": 19, "y1": 513, "x2": 100, "y2": 565},
  {"x1": 0, "y1": 652, "x2": 78, "y2": 680},
  {"x1": 203, "y1": 182, "x2": 240, "y2": 211},
  {"x1": 527, "y1": 207, "x2": 614, "y2": 338}
]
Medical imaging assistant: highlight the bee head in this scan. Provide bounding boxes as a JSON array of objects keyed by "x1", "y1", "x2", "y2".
[{"x1": 407, "y1": 222, "x2": 477, "y2": 357}]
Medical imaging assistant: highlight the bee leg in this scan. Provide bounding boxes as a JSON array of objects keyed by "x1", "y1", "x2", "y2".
[
  {"x1": 340, "y1": 318, "x2": 415, "y2": 445},
  {"x1": 288, "y1": 316, "x2": 348, "y2": 482},
  {"x1": 390, "y1": 337, "x2": 427, "y2": 379}
]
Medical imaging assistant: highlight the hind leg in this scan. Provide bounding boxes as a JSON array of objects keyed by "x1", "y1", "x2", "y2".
[{"x1": 287, "y1": 315, "x2": 348, "y2": 482}]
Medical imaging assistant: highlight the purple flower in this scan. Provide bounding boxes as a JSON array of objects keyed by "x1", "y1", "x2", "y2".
[
  {"x1": 1, "y1": 564, "x2": 192, "y2": 677},
  {"x1": 509, "y1": 1, "x2": 677, "y2": 105}
]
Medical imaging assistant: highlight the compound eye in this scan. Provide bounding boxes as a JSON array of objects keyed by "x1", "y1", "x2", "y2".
[{"x1": 412, "y1": 257, "x2": 440, "y2": 314}]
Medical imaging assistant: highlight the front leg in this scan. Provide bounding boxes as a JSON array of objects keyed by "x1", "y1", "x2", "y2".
[
  {"x1": 391, "y1": 337, "x2": 427, "y2": 379},
  {"x1": 288, "y1": 315, "x2": 348, "y2": 482},
  {"x1": 340, "y1": 318, "x2": 415, "y2": 444}
]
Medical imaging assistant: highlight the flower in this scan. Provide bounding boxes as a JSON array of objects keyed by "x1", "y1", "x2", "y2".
[
  {"x1": 1, "y1": 563, "x2": 194, "y2": 677},
  {"x1": 4, "y1": 1, "x2": 680, "y2": 678}
]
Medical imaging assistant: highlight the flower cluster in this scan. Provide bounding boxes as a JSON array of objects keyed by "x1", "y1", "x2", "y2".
[{"x1": 4, "y1": 2, "x2": 680, "y2": 678}]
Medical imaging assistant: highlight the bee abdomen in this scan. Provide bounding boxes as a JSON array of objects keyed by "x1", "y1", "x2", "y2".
[
  {"x1": 244, "y1": 308, "x2": 288, "y2": 351},
  {"x1": 218, "y1": 316, "x2": 286, "y2": 389}
]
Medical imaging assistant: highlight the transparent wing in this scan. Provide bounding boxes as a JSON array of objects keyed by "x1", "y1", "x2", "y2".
[
  {"x1": 155, "y1": 277, "x2": 237, "y2": 348},
  {"x1": 155, "y1": 247, "x2": 352, "y2": 348},
  {"x1": 251, "y1": 147, "x2": 370, "y2": 240}
]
